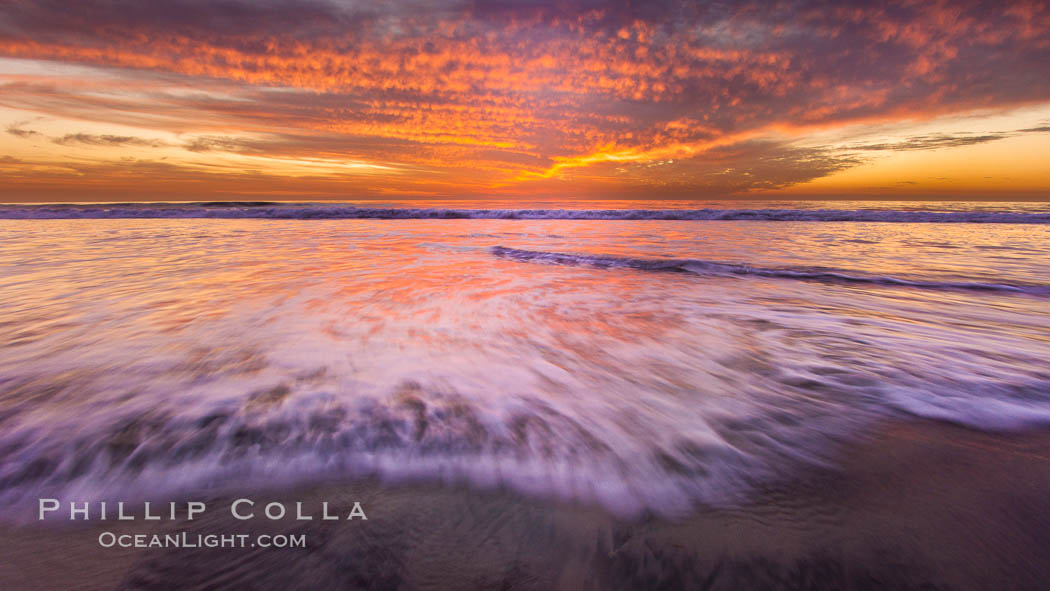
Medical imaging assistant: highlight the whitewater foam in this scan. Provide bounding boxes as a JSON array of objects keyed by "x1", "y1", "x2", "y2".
[{"x1": 2, "y1": 214, "x2": 1050, "y2": 520}]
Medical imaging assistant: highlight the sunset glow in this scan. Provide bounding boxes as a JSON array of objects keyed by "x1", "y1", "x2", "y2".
[{"x1": 1, "y1": 0, "x2": 1049, "y2": 201}]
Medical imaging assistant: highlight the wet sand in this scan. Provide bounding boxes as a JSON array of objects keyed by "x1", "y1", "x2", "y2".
[{"x1": 2, "y1": 417, "x2": 1050, "y2": 591}]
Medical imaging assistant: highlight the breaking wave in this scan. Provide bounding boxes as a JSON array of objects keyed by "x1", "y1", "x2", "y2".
[{"x1": 491, "y1": 246, "x2": 1050, "y2": 295}]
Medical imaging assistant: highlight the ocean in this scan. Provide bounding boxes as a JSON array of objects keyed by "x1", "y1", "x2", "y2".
[{"x1": 2, "y1": 199, "x2": 1048, "y2": 519}]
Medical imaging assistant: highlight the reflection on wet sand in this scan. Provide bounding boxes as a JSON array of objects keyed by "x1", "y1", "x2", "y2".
[{"x1": 3, "y1": 419, "x2": 1050, "y2": 591}]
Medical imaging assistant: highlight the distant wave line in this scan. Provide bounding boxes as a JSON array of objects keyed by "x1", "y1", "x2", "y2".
[{"x1": 2, "y1": 204, "x2": 1050, "y2": 223}]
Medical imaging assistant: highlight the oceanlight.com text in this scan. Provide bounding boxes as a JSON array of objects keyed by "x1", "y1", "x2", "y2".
[{"x1": 97, "y1": 532, "x2": 307, "y2": 549}]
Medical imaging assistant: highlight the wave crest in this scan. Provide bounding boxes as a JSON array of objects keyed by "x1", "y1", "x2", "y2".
[{"x1": 491, "y1": 246, "x2": 1050, "y2": 295}]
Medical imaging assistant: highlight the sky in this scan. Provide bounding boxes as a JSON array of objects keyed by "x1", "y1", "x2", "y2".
[{"x1": 1, "y1": 0, "x2": 1049, "y2": 202}]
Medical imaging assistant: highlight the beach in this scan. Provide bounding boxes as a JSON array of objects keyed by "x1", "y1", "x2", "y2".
[{"x1": 3, "y1": 417, "x2": 1050, "y2": 590}]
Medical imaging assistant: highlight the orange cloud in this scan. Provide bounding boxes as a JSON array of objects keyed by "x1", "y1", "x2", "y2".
[{"x1": 1, "y1": 0, "x2": 1049, "y2": 200}]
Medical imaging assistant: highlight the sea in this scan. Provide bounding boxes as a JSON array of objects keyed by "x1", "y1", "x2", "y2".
[{"x1": 2, "y1": 199, "x2": 1049, "y2": 517}]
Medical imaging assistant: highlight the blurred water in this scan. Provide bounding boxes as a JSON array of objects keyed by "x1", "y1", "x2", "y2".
[{"x1": 1, "y1": 205, "x2": 1049, "y2": 515}]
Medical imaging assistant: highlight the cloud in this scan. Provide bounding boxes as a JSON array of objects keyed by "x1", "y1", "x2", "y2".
[
  {"x1": 51, "y1": 133, "x2": 168, "y2": 147},
  {"x1": 1, "y1": 0, "x2": 1049, "y2": 198},
  {"x1": 183, "y1": 136, "x2": 265, "y2": 153},
  {"x1": 0, "y1": 155, "x2": 24, "y2": 163},
  {"x1": 6, "y1": 123, "x2": 41, "y2": 138},
  {"x1": 845, "y1": 133, "x2": 1012, "y2": 152},
  {"x1": 839, "y1": 123, "x2": 1050, "y2": 153},
  {"x1": 572, "y1": 140, "x2": 863, "y2": 195},
  {"x1": 0, "y1": 152, "x2": 470, "y2": 202}
]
